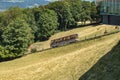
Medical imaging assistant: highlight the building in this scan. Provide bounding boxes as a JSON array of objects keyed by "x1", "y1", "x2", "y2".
[{"x1": 100, "y1": 0, "x2": 120, "y2": 25}]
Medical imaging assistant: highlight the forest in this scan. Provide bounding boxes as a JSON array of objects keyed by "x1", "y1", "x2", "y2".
[{"x1": 0, "y1": 0, "x2": 100, "y2": 61}]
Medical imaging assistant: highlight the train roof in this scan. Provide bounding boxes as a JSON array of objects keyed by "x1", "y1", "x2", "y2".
[{"x1": 51, "y1": 34, "x2": 78, "y2": 43}]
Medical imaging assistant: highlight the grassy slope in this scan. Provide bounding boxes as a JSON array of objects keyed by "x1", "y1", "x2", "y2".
[
  {"x1": 79, "y1": 39, "x2": 120, "y2": 80},
  {"x1": 29, "y1": 24, "x2": 117, "y2": 52},
  {"x1": 0, "y1": 31, "x2": 120, "y2": 80},
  {"x1": 0, "y1": 25, "x2": 120, "y2": 80}
]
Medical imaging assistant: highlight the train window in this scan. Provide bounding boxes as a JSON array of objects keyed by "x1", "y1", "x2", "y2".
[
  {"x1": 67, "y1": 36, "x2": 70, "y2": 40},
  {"x1": 71, "y1": 35, "x2": 75, "y2": 39},
  {"x1": 50, "y1": 34, "x2": 78, "y2": 48}
]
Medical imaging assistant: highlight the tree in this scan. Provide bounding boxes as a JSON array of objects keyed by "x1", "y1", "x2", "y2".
[
  {"x1": 34, "y1": 8, "x2": 58, "y2": 41},
  {"x1": 23, "y1": 8, "x2": 38, "y2": 40},
  {"x1": 0, "y1": 7, "x2": 24, "y2": 27},
  {"x1": 2, "y1": 18, "x2": 34, "y2": 56},
  {"x1": 66, "y1": 0, "x2": 82, "y2": 22},
  {"x1": 0, "y1": 46, "x2": 8, "y2": 59},
  {"x1": 47, "y1": 1, "x2": 74, "y2": 30},
  {"x1": 96, "y1": 3, "x2": 102, "y2": 23},
  {"x1": 90, "y1": 1, "x2": 97, "y2": 23},
  {"x1": 0, "y1": 7, "x2": 26, "y2": 43},
  {"x1": 80, "y1": 1, "x2": 91, "y2": 24}
]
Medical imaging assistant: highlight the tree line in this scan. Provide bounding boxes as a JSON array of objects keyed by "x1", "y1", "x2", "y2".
[{"x1": 0, "y1": 0, "x2": 101, "y2": 61}]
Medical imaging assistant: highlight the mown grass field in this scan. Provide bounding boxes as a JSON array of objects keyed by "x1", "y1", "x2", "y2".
[
  {"x1": 79, "y1": 36, "x2": 120, "y2": 80},
  {"x1": 0, "y1": 25, "x2": 120, "y2": 80},
  {"x1": 29, "y1": 24, "x2": 118, "y2": 52}
]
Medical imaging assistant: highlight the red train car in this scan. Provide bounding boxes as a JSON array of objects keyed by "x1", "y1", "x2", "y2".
[{"x1": 50, "y1": 34, "x2": 78, "y2": 48}]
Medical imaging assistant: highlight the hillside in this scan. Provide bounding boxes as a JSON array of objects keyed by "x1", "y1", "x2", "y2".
[
  {"x1": 0, "y1": 24, "x2": 120, "y2": 80},
  {"x1": 29, "y1": 24, "x2": 118, "y2": 52},
  {"x1": 79, "y1": 40, "x2": 120, "y2": 80}
]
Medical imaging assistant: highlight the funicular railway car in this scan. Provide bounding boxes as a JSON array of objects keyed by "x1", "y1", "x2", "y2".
[{"x1": 50, "y1": 34, "x2": 78, "y2": 48}]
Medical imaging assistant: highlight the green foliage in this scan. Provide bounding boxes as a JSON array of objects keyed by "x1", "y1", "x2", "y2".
[
  {"x1": 90, "y1": 2, "x2": 98, "y2": 22},
  {"x1": 31, "y1": 48, "x2": 37, "y2": 53},
  {"x1": 0, "y1": 45, "x2": 16, "y2": 60},
  {"x1": 0, "y1": 7, "x2": 24, "y2": 27},
  {"x1": 23, "y1": 8, "x2": 38, "y2": 35},
  {"x1": 0, "y1": 7, "x2": 27, "y2": 42},
  {"x1": 34, "y1": 8, "x2": 58, "y2": 41},
  {"x1": 66, "y1": 0, "x2": 82, "y2": 21},
  {"x1": 81, "y1": 1, "x2": 91, "y2": 23},
  {"x1": 2, "y1": 18, "x2": 34, "y2": 56},
  {"x1": 47, "y1": 1, "x2": 74, "y2": 30},
  {"x1": 0, "y1": 0, "x2": 101, "y2": 60},
  {"x1": 0, "y1": 46, "x2": 9, "y2": 59}
]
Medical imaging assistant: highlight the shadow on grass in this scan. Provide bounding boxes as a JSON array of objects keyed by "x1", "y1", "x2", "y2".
[
  {"x1": 0, "y1": 56, "x2": 22, "y2": 63},
  {"x1": 79, "y1": 41, "x2": 120, "y2": 80}
]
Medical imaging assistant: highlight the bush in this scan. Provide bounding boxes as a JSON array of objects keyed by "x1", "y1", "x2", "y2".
[
  {"x1": 2, "y1": 18, "x2": 34, "y2": 57},
  {"x1": 31, "y1": 48, "x2": 37, "y2": 53}
]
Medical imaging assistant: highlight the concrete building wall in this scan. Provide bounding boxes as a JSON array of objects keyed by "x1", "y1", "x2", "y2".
[
  {"x1": 102, "y1": 15, "x2": 109, "y2": 24},
  {"x1": 100, "y1": 0, "x2": 120, "y2": 25},
  {"x1": 103, "y1": 15, "x2": 120, "y2": 25}
]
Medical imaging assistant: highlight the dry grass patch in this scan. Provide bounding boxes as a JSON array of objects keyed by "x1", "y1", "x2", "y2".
[
  {"x1": 0, "y1": 32, "x2": 120, "y2": 80},
  {"x1": 29, "y1": 24, "x2": 118, "y2": 52}
]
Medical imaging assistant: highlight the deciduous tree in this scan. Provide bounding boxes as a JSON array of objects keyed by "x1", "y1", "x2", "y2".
[
  {"x1": 2, "y1": 18, "x2": 34, "y2": 56},
  {"x1": 47, "y1": 1, "x2": 74, "y2": 30},
  {"x1": 34, "y1": 8, "x2": 58, "y2": 41}
]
